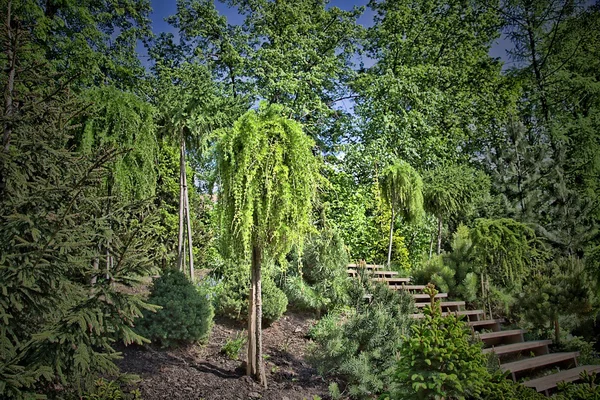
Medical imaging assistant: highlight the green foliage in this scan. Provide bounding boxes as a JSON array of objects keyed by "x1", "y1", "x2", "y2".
[
  {"x1": 0, "y1": 97, "x2": 158, "y2": 397},
  {"x1": 308, "y1": 279, "x2": 414, "y2": 397},
  {"x1": 135, "y1": 270, "x2": 214, "y2": 348},
  {"x1": 83, "y1": 378, "x2": 142, "y2": 400},
  {"x1": 554, "y1": 371, "x2": 600, "y2": 400},
  {"x1": 217, "y1": 102, "x2": 319, "y2": 262},
  {"x1": 214, "y1": 261, "x2": 287, "y2": 324},
  {"x1": 390, "y1": 304, "x2": 490, "y2": 399},
  {"x1": 379, "y1": 160, "x2": 424, "y2": 224},
  {"x1": 79, "y1": 85, "x2": 158, "y2": 200},
  {"x1": 283, "y1": 228, "x2": 349, "y2": 314},
  {"x1": 517, "y1": 257, "x2": 595, "y2": 342},
  {"x1": 221, "y1": 332, "x2": 247, "y2": 361},
  {"x1": 471, "y1": 218, "x2": 547, "y2": 289}
]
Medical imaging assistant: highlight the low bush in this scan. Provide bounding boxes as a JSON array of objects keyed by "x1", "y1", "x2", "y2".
[
  {"x1": 221, "y1": 332, "x2": 247, "y2": 360},
  {"x1": 135, "y1": 270, "x2": 214, "y2": 347},
  {"x1": 308, "y1": 277, "x2": 414, "y2": 397},
  {"x1": 215, "y1": 260, "x2": 287, "y2": 324}
]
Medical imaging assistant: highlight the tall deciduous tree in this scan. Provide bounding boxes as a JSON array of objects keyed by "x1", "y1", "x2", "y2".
[
  {"x1": 217, "y1": 103, "x2": 318, "y2": 386},
  {"x1": 379, "y1": 160, "x2": 424, "y2": 267},
  {"x1": 166, "y1": 0, "x2": 363, "y2": 149}
]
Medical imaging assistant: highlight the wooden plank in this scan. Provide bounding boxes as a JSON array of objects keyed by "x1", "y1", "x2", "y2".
[
  {"x1": 412, "y1": 293, "x2": 448, "y2": 301},
  {"x1": 348, "y1": 263, "x2": 383, "y2": 270},
  {"x1": 483, "y1": 340, "x2": 551, "y2": 356},
  {"x1": 390, "y1": 284, "x2": 426, "y2": 291},
  {"x1": 371, "y1": 270, "x2": 399, "y2": 276},
  {"x1": 523, "y1": 365, "x2": 600, "y2": 393},
  {"x1": 478, "y1": 329, "x2": 525, "y2": 347},
  {"x1": 416, "y1": 301, "x2": 465, "y2": 308},
  {"x1": 411, "y1": 309, "x2": 485, "y2": 319},
  {"x1": 468, "y1": 318, "x2": 504, "y2": 332},
  {"x1": 372, "y1": 277, "x2": 411, "y2": 283},
  {"x1": 500, "y1": 352, "x2": 579, "y2": 381}
]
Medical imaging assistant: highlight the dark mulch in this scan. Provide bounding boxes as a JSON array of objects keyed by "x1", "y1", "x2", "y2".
[{"x1": 117, "y1": 312, "x2": 330, "y2": 400}]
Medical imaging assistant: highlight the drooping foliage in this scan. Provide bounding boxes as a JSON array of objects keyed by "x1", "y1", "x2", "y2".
[
  {"x1": 379, "y1": 160, "x2": 424, "y2": 224},
  {"x1": 79, "y1": 86, "x2": 158, "y2": 200},
  {"x1": 217, "y1": 103, "x2": 319, "y2": 261}
]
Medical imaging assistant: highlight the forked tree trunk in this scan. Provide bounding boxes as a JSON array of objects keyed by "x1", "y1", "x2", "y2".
[
  {"x1": 387, "y1": 209, "x2": 395, "y2": 267},
  {"x1": 248, "y1": 245, "x2": 266, "y2": 387},
  {"x1": 436, "y1": 215, "x2": 443, "y2": 255}
]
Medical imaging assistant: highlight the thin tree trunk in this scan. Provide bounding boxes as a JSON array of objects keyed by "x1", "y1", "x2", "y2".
[
  {"x1": 182, "y1": 156, "x2": 194, "y2": 280},
  {"x1": 253, "y1": 246, "x2": 266, "y2": 387},
  {"x1": 429, "y1": 234, "x2": 434, "y2": 260},
  {"x1": 247, "y1": 257, "x2": 257, "y2": 377},
  {"x1": 3, "y1": 0, "x2": 16, "y2": 153},
  {"x1": 436, "y1": 215, "x2": 443, "y2": 255},
  {"x1": 387, "y1": 209, "x2": 394, "y2": 267},
  {"x1": 177, "y1": 138, "x2": 185, "y2": 271}
]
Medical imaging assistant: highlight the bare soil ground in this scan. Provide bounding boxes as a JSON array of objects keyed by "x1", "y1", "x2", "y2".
[{"x1": 117, "y1": 312, "x2": 330, "y2": 400}]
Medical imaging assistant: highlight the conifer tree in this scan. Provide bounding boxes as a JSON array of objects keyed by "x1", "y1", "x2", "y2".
[{"x1": 217, "y1": 103, "x2": 318, "y2": 386}]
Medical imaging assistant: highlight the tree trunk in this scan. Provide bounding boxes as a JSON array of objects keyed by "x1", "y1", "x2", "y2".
[
  {"x1": 436, "y1": 215, "x2": 443, "y2": 255},
  {"x1": 387, "y1": 209, "x2": 394, "y2": 267},
  {"x1": 182, "y1": 153, "x2": 194, "y2": 280},
  {"x1": 3, "y1": 0, "x2": 16, "y2": 154},
  {"x1": 254, "y1": 246, "x2": 266, "y2": 387},
  {"x1": 247, "y1": 254, "x2": 257, "y2": 377},
  {"x1": 177, "y1": 138, "x2": 185, "y2": 271},
  {"x1": 429, "y1": 234, "x2": 434, "y2": 260}
]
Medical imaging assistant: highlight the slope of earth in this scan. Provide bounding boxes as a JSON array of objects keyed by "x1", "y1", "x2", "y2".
[{"x1": 117, "y1": 312, "x2": 330, "y2": 400}]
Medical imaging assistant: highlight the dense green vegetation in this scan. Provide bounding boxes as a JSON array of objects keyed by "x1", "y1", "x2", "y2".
[{"x1": 1, "y1": 0, "x2": 599, "y2": 398}]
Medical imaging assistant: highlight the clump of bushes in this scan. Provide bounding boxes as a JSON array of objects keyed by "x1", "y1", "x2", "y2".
[
  {"x1": 135, "y1": 270, "x2": 214, "y2": 347},
  {"x1": 214, "y1": 260, "x2": 287, "y2": 324},
  {"x1": 308, "y1": 277, "x2": 414, "y2": 397}
]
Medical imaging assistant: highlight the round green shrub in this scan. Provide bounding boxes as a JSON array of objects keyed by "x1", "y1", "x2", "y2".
[
  {"x1": 215, "y1": 261, "x2": 287, "y2": 324},
  {"x1": 135, "y1": 270, "x2": 214, "y2": 348},
  {"x1": 262, "y1": 277, "x2": 288, "y2": 324}
]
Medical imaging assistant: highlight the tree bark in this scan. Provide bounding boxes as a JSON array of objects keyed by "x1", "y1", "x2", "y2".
[
  {"x1": 177, "y1": 137, "x2": 185, "y2": 271},
  {"x1": 387, "y1": 209, "x2": 395, "y2": 267},
  {"x1": 3, "y1": 0, "x2": 16, "y2": 154},
  {"x1": 436, "y1": 215, "x2": 443, "y2": 255},
  {"x1": 253, "y1": 246, "x2": 266, "y2": 387},
  {"x1": 247, "y1": 253, "x2": 257, "y2": 377},
  {"x1": 182, "y1": 152, "x2": 194, "y2": 280}
]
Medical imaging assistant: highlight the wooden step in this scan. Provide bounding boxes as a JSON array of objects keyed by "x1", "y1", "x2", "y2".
[
  {"x1": 370, "y1": 270, "x2": 399, "y2": 277},
  {"x1": 478, "y1": 329, "x2": 525, "y2": 347},
  {"x1": 411, "y1": 309, "x2": 485, "y2": 321},
  {"x1": 416, "y1": 301, "x2": 464, "y2": 311},
  {"x1": 500, "y1": 352, "x2": 580, "y2": 381},
  {"x1": 468, "y1": 319, "x2": 504, "y2": 332},
  {"x1": 523, "y1": 365, "x2": 600, "y2": 395},
  {"x1": 348, "y1": 263, "x2": 383, "y2": 270},
  {"x1": 390, "y1": 284, "x2": 426, "y2": 291},
  {"x1": 372, "y1": 277, "x2": 411, "y2": 284},
  {"x1": 483, "y1": 340, "x2": 551, "y2": 356},
  {"x1": 412, "y1": 293, "x2": 448, "y2": 301}
]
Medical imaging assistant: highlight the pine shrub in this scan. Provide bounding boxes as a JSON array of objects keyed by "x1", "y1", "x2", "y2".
[
  {"x1": 308, "y1": 277, "x2": 414, "y2": 397},
  {"x1": 135, "y1": 270, "x2": 214, "y2": 347}
]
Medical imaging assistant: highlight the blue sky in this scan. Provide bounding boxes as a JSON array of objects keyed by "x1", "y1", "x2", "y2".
[{"x1": 146, "y1": 0, "x2": 510, "y2": 62}]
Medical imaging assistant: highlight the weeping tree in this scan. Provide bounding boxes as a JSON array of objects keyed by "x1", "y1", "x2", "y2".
[
  {"x1": 379, "y1": 160, "x2": 424, "y2": 267},
  {"x1": 423, "y1": 164, "x2": 490, "y2": 256},
  {"x1": 155, "y1": 62, "x2": 245, "y2": 278},
  {"x1": 217, "y1": 103, "x2": 318, "y2": 386}
]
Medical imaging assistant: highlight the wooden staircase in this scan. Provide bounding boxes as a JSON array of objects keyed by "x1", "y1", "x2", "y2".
[{"x1": 347, "y1": 262, "x2": 600, "y2": 396}]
